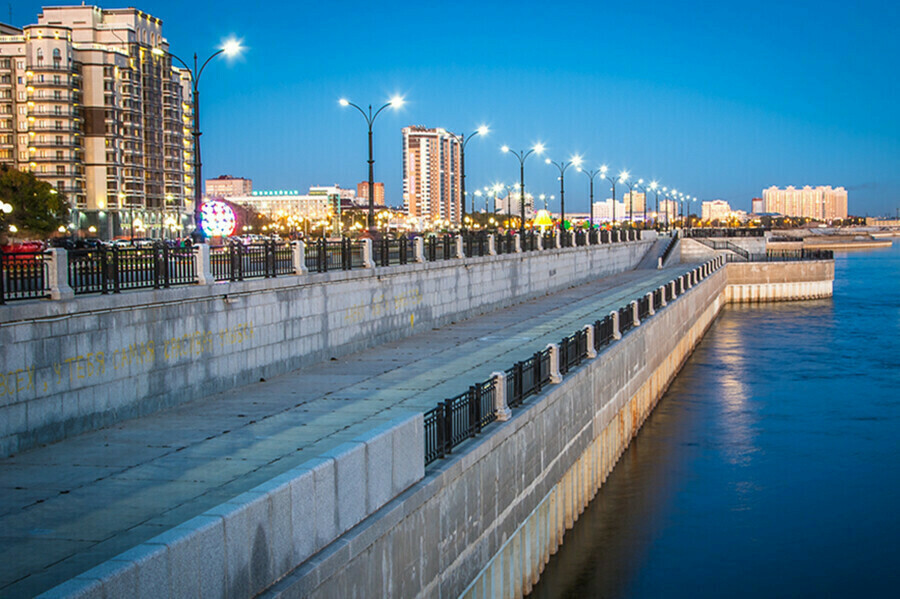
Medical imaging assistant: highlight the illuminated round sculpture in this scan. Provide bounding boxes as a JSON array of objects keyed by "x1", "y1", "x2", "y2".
[{"x1": 199, "y1": 200, "x2": 236, "y2": 237}]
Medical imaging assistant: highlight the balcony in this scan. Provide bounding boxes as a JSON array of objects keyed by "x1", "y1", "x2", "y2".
[
  {"x1": 27, "y1": 63, "x2": 76, "y2": 73},
  {"x1": 29, "y1": 141, "x2": 81, "y2": 149},
  {"x1": 28, "y1": 155, "x2": 81, "y2": 163},
  {"x1": 28, "y1": 125, "x2": 83, "y2": 134},
  {"x1": 29, "y1": 79, "x2": 73, "y2": 89}
]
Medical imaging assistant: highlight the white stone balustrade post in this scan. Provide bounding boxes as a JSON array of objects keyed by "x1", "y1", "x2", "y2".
[
  {"x1": 686, "y1": 273, "x2": 692, "y2": 289},
  {"x1": 647, "y1": 292, "x2": 655, "y2": 315},
  {"x1": 488, "y1": 234, "x2": 497, "y2": 256},
  {"x1": 414, "y1": 237, "x2": 425, "y2": 263},
  {"x1": 555, "y1": 229, "x2": 561, "y2": 249},
  {"x1": 455, "y1": 235, "x2": 465, "y2": 259},
  {"x1": 361, "y1": 239, "x2": 375, "y2": 268},
  {"x1": 546, "y1": 343, "x2": 563, "y2": 383},
  {"x1": 491, "y1": 371, "x2": 512, "y2": 421},
  {"x1": 47, "y1": 248, "x2": 74, "y2": 300},
  {"x1": 611, "y1": 310, "x2": 621, "y2": 340},
  {"x1": 632, "y1": 300, "x2": 640, "y2": 327},
  {"x1": 583, "y1": 324, "x2": 597, "y2": 359},
  {"x1": 536, "y1": 234, "x2": 543, "y2": 251},
  {"x1": 659, "y1": 285, "x2": 667, "y2": 306},
  {"x1": 195, "y1": 243, "x2": 214, "y2": 284},
  {"x1": 514, "y1": 234, "x2": 522, "y2": 253}
]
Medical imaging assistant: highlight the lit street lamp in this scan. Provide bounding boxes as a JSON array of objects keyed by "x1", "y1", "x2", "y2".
[
  {"x1": 339, "y1": 95, "x2": 405, "y2": 234},
  {"x1": 622, "y1": 172, "x2": 637, "y2": 226},
  {"x1": 448, "y1": 126, "x2": 489, "y2": 229},
  {"x1": 152, "y1": 38, "x2": 243, "y2": 239},
  {"x1": 545, "y1": 155, "x2": 581, "y2": 232},
  {"x1": 600, "y1": 165, "x2": 627, "y2": 227},
  {"x1": 501, "y1": 143, "x2": 545, "y2": 236},
  {"x1": 577, "y1": 165, "x2": 602, "y2": 230}
]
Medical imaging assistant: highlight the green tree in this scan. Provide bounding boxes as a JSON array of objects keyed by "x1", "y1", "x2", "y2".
[{"x1": 0, "y1": 166, "x2": 70, "y2": 239}]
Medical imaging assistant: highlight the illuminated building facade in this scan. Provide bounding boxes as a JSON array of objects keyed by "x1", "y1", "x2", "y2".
[
  {"x1": 207, "y1": 175, "x2": 252, "y2": 197},
  {"x1": 761, "y1": 186, "x2": 848, "y2": 220},
  {"x1": 0, "y1": 5, "x2": 194, "y2": 237},
  {"x1": 402, "y1": 126, "x2": 461, "y2": 223},
  {"x1": 701, "y1": 199, "x2": 732, "y2": 221}
]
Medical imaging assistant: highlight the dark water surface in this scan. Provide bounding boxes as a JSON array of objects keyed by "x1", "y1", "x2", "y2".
[{"x1": 531, "y1": 243, "x2": 900, "y2": 598}]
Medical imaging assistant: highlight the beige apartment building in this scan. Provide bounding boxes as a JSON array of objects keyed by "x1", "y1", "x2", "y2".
[
  {"x1": 0, "y1": 5, "x2": 194, "y2": 238},
  {"x1": 356, "y1": 181, "x2": 384, "y2": 206},
  {"x1": 207, "y1": 175, "x2": 252, "y2": 197},
  {"x1": 701, "y1": 199, "x2": 732, "y2": 221},
  {"x1": 762, "y1": 185, "x2": 848, "y2": 220},
  {"x1": 402, "y1": 126, "x2": 461, "y2": 223}
]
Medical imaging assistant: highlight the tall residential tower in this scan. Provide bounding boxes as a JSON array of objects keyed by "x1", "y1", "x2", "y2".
[
  {"x1": 402, "y1": 126, "x2": 461, "y2": 224},
  {"x1": 0, "y1": 5, "x2": 194, "y2": 237}
]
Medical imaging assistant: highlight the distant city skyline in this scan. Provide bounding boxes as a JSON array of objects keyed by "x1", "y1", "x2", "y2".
[{"x1": 11, "y1": 0, "x2": 899, "y2": 216}]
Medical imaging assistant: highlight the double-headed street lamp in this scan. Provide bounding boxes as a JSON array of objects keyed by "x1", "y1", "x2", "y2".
[
  {"x1": 622, "y1": 172, "x2": 638, "y2": 226},
  {"x1": 152, "y1": 39, "x2": 243, "y2": 238},
  {"x1": 501, "y1": 143, "x2": 545, "y2": 236},
  {"x1": 339, "y1": 95, "x2": 405, "y2": 233},
  {"x1": 600, "y1": 165, "x2": 627, "y2": 227},
  {"x1": 448, "y1": 126, "x2": 489, "y2": 229},
  {"x1": 545, "y1": 155, "x2": 582, "y2": 232},
  {"x1": 577, "y1": 166, "x2": 602, "y2": 230},
  {"x1": 648, "y1": 181, "x2": 660, "y2": 228}
]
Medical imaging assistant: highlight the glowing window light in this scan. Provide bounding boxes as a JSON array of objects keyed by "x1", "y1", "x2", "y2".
[{"x1": 200, "y1": 200, "x2": 236, "y2": 237}]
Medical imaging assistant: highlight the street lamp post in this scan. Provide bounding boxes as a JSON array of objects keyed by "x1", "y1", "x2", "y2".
[
  {"x1": 448, "y1": 126, "x2": 488, "y2": 229},
  {"x1": 600, "y1": 165, "x2": 625, "y2": 227},
  {"x1": 339, "y1": 95, "x2": 404, "y2": 234},
  {"x1": 152, "y1": 39, "x2": 243, "y2": 240},
  {"x1": 545, "y1": 154, "x2": 581, "y2": 232},
  {"x1": 649, "y1": 181, "x2": 659, "y2": 229},
  {"x1": 577, "y1": 166, "x2": 601, "y2": 230},
  {"x1": 623, "y1": 174, "x2": 637, "y2": 226},
  {"x1": 502, "y1": 143, "x2": 544, "y2": 236}
]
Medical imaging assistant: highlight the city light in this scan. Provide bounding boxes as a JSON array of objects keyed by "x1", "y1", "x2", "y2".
[{"x1": 221, "y1": 38, "x2": 244, "y2": 58}]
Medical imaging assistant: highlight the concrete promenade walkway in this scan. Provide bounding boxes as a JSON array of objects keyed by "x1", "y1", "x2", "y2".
[{"x1": 0, "y1": 260, "x2": 698, "y2": 597}]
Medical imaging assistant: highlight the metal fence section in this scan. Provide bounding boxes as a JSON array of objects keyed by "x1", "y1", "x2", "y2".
[
  {"x1": 425, "y1": 235, "x2": 454, "y2": 262},
  {"x1": 558, "y1": 329, "x2": 588, "y2": 375},
  {"x1": 69, "y1": 244, "x2": 197, "y2": 294},
  {"x1": 638, "y1": 295, "x2": 651, "y2": 321},
  {"x1": 211, "y1": 241, "x2": 293, "y2": 281},
  {"x1": 618, "y1": 305, "x2": 634, "y2": 335},
  {"x1": 683, "y1": 227, "x2": 766, "y2": 238},
  {"x1": 0, "y1": 249, "x2": 49, "y2": 303},
  {"x1": 424, "y1": 378, "x2": 496, "y2": 465},
  {"x1": 594, "y1": 315, "x2": 614, "y2": 349}
]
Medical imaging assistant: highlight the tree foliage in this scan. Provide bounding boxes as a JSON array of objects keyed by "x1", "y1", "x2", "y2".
[{"x1": 0, "y1": 166, "x2": 70, "y2": 237}]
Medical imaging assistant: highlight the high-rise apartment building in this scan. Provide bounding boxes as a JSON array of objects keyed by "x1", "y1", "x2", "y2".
[
  {"x1": 402, "y1": 126, "x2": 461, "y2": 223},
  {"x1": 622, "y1": 191, "x2": 646, "y2": 218},
  {"x1": 761, "y1": 186, "x2": 848, "y2": 220},
  {"x1": 356, "y1": 181, "x2": 384, "y2": 206},
  {"x1": 207, "y1": 175, "x2": 252, "y2": 197},
  {"x1": 0, "y1": 5, "x2": 194, "y2": 237}
]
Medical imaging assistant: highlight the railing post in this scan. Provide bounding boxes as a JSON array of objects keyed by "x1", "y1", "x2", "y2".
[
  {"x1": 554, "y1": 229, "x2": 561, "y2": 249},
  {"x1": 487, "y1": 233, "x2": 497, "y2": 256},
  {"x1": 686, "y1": 272, "x2": 693, "y2": 289},
  {"x1": 583, "y1": 324, "x2": 597, "y2": 359},
  {"x1": 535, "y1": 233, "x2": 543, "y2": 251},
  {"x1": 513, "y1": 233, "x2": 522, "y2": 253},
  {"x1": 455, "y1": 234, "x2": 465, "y2": 259},
  {"x1": 659, "y1": 285, "x2": 667, "y2": 307},
  {"x1": 414, "y1": 236, "x2": 425, "y2": 263},
  {"x1": 546, "y1": 343, "x2": 563, "y2": 383},
  {"x1": 647, "y1": 292, "x2": 655, "y2": 315},
  {"x1": 361, "y1": 239, "x2": 375, "y2": 269},
  {"x1": 195, "y1": 243, "x2": 214, "y2": 283},
  {"x1": 611, "y1": 310, "x2": 621, "y2": 340},
  {"x1": 46, "y1": 248, "x2": 74, "y2": 300},
  {"x1": 291, "y1": 240, "x2": 308, "y2": 275},
  {"x1": 491, "y1": 371, "x2": 512, "y2": 421},
  {"x1": 631, "y1": 300, "x2": 640, "y2": 327}
]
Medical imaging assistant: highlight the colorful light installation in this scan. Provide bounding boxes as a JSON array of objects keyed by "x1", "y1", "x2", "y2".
[{"x1": 199, "y1": 200, "x2": 236, "y2": 237}]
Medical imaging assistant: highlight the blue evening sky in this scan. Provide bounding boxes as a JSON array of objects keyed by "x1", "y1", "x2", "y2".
[{"x1": 15, "y1": 0, "x2": 900, "y2": 215}]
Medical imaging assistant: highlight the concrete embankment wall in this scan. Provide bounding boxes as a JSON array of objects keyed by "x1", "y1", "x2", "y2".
[
  {"x1": 0, "y1": 238, "x2": 652, "y2": 456},
  {"x1": 725, "y1": 260, "x2": 833, "y2": 302},
  {"x1": 265, "y1": 261, "x2": 727, "y2": 599}
]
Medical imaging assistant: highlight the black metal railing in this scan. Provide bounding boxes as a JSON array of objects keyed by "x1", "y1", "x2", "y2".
[
  {"x1": 495, "y1": 232, "x2": 514, "y2": 255},
  {"x1": 1, "y1": 249, "x2": 50, "y2": 303},
  {"x1": 638, "y1": 296, "x2": 651, "y2": 320},
  {"x1": 69, "y1": 244, "x2": 196, "y2": 294},
  {"x1": 682, "y1": 228, "x2": 766, "y2": 238},
  {"x1": 762, "y1": 249, "x2": 834, "y2": 262},
  {"x1": 558, "y1": 329, "x2": 588, "y2": 375},
  {"x1": 594, "y1": 315, "x2": 614, "y2": 349},
  {"x1": 618, "y1": 305, "x2": 634, "y2": 334},
  {"x1": 463, "y1": 232, "x2": 487, "y2": 258},
  {"x1": 425, "y1": 235, "x2": 454, "y2": 261},
  {"x1": 653, "y1": 286, "x2": 664, "y2": 309},
  {"x1": 211, "y1": 241, "x2": 293, "y2": 281},
  {"x1": 424, "y1": 377, "x2": 496, "y2": 465},
  {"x1": 659, "y1": 230, "x2": 679, "y2": 265}
]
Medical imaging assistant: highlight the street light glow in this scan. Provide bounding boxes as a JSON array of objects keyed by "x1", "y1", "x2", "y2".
[
  {"x1": 533, "y1": 142, "x2": 545, "y2": 154},
  {"x1": 477, "y1": 125, "x2": 489, "y2": 136},
  {"x1": 618, "y1": 170, "x2": 630, "y2": 183},
  {"x1": 339, "y1": 98, "x2": 350, "y2": 107},
  {"x1": 545, "y1": 158, "x2": 552, "y2": 164},
  {"x1": 389, "y1": 95, "x2": 405, "y2": 108},
  {"x1": 600, "y1": 164, "x2": 609, "y2": 174},
  {"x1": 221, "y1": 38, "x2": 244, "y2": 58},
  {"x1": 650, "y1": 181, "x2": 659, "y2": 190},
  {"x1": 501, "y1": 145, "x2": 510, "y2": 153}
]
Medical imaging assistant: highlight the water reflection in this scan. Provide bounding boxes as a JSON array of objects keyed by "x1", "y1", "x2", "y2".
[{"x1": 530, "y1": 243, "x2": 900, "y2": 598}]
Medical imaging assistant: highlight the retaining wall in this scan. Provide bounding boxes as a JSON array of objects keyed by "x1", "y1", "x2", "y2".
[
  {"x1": 264, "y1": 260, "x2": 727, "y2": 599},
  {"x1": 0, "y1": 238, "x2": 653, "y2": 456},
  {"x1": 724, "y1": 260, "x2": 834, "y2": 302}
]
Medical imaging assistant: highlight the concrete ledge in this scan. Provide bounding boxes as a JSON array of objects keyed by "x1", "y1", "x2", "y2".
[{"x1": 37, "y1": 412, "x2": 424, "y2": 599}]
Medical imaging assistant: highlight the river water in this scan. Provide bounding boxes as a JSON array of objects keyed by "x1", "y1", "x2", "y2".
[{"x1": 531, "y1": 242, "x2": 900, "y2": 598}]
